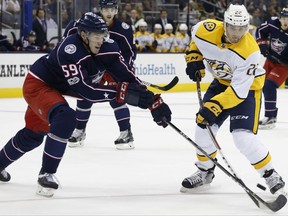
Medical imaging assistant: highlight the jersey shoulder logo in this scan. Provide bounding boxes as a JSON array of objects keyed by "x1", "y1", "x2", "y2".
[
  {"x1": 203, "y1": 22, "x2": 216, "y2": 32},
  {"x1": 122, "y1": 22, "x2": 130, "y2": 30},
  {"x1": 64, "y1": 44, "x2": 76, "y2": 54}
]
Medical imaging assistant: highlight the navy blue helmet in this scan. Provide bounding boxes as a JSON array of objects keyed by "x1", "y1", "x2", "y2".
[
  {"x1": 77, "y1": 12, "x2": 108, "y2": 35},
  {"x1": 99, "y1": 0, "x2": 118, "y2": 8},
  {"x1": 280, "y1": 8, "x2": 288, "y2": 17}
]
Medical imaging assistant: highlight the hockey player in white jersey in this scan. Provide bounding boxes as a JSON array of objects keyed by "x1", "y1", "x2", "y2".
[{"x1": 181, "y1": 4, "x2": 286, "y2": 196}]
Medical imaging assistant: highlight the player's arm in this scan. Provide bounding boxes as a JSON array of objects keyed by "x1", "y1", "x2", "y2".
[
  {"x1": 255, "y1": 20, "x2": 270, "y2": 57},
  {"x1": 184, "y1": 39, "x2": 205, "y2": 81}
]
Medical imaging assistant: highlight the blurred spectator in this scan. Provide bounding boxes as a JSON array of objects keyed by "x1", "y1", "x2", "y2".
[
  {"x1": 15, "y1": 30, "x2": 40, "y2": 51},
  {"x1": 175, "y1": 23, "x2": 190, "y2": 53},
  {"x1": 122, "y1": 3, "x2": 133, "y2": 18},
  {"x1": 126, "y1": 9, "x2": 140, "y2": 31},
  {"x1": 0, "y1": 32, "x2": 16, "y2": 51},
  {"x1": 182, "y1": 0, "x2": 201, "y2": 26},
  {"x1": 118, "y1": 10, "x2": 128, "y2": 23},
  {"x1": 6, "y1": 0, "x2": 20, "y2": 14},
  {"x1": 46, "y1": 9, "x2": 58, "y2": 29},
  {"x1": 252, "y1": 8, "x2": 263, "y2": 27},
  {"x1": 135, "y1": 3, "x2": 145, "y2": 20},
  {"x1": 162, "y1": 23, "x2": 176, "y2": 53},
  {"x1": 148, "y1": 23, "x2": 165, "y2": 52},
  {"x1": 32, "y1": 8, "x2": 51, "y2": 52},
  {"x1": 134, "y1": 21, "x2": 153, "y2": 52},
  {"x1": 154, "y1": 8, "x2": 174, "y2": 34},
  {"x1": 142, "y1": 0, "x2": 153, "y2": 11}
]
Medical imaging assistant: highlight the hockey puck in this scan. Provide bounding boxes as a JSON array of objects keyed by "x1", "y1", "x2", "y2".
[{"x1": 257, "y1": 183, "x2": 266, "y2": 191}]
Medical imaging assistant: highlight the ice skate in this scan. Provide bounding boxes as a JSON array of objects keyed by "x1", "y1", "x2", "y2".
[
  {"x1": 259, "y1": 117, "x2": 277, "y2": 129},
  {"x1": 0, "y1": 169, "x2": 11, "y2": 182},
  {"x1": 114, "y1": 128, "x2": 134, "y2": 150},
  {"x1": 263, "y1": 169, "x2": 285, "y2": 194},
  {"x1": 36, "y1": 173, "x2": 59, "y2": 197},
  {"x1": 180, "y1": 166, "x2": 215, "y2": 193},
  {"x1": 68, "y1": 129, "x2": 86, "y2": 148}
]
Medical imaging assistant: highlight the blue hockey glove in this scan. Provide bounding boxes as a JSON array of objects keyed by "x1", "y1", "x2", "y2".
[
  {"x1": 116, "y1": 82, "x2": 154, "y2": 109},
  {"x1": 185, "y1": 51, "x2": 205, "y2": 82},
  {"x1": 149, "y1": 94, "x2": 172, "y2": 128},
  {"x1": 196, "y1": 100, "x2": 223, "y2": 126}
]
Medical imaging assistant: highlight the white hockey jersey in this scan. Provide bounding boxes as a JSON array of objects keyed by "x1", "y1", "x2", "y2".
[{"x1": 189, "y1": 19, "x2": 266, "y2": 109}]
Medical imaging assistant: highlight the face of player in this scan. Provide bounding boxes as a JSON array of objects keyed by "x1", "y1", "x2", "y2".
[
  {"x1": 82, "y1": 32, "x2": 106, "y2": 54},
  {"x1": 280, "y1": 17, "x2": 288, "y2": 31},
  {"x1": 100, "y1": 7, "x2": 117, "y2": 26},
  {"x1": 225, "y1": 23, "x2": 248, "y2": 44},
  {"x1": 165, "y1": 29, "x2": 173, "y2": 35},
  {"x1": 154, "y1": 28, "x2": 162, "y2": 35}
]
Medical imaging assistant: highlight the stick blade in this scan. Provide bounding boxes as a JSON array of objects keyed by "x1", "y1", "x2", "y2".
[
  {"x1": 162, "y1": 76, "x2": 179, "y2": 91},
  {"x1": 266, "y1": 194, "x2": 287, "y2": 212}
]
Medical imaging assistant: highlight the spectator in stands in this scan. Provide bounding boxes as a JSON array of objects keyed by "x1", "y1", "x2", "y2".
[
  {"x1": 154, "y1": 8, "x2": 174, "y2": 34},
  {"x1": 32, "y1": 8, "x2": 50, "y2": 52},
  {"x1": 148, "y1": 23, "x2": 165, "y2": 53},
  {"x1": 162, "y1": 23, "x2": 176, "y2": 53},
  {"x1": 175, "y1": 23, "x2": 190, "y2": 53},
  {"x1": 122, "y1": 3, "x2": 132, "y2": 19},
  {"x1": 135, "y1": 3, "x2": 145, "y2": 20},
  {"x1": 46, "y1": 9, "x2": 57, "y2": 29},
  {"x1": 0, "y1": 32, "x2": 16, "y2": 51},
  {"x1": 6, "y1": 0, "x2": 20, "y2": 14},
  {"x1": 134, "y1": 21, "x2": 152, "y2": 52},
  {"x1": 126, "y1": 9, "x2": 140, "y2": 32},
  {"x1": 15, "y1": 30, "x2": 40, "y2": 52}
]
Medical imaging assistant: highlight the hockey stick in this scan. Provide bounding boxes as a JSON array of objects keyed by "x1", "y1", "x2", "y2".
[
  {"x1": 141, "y1": 76, "x2": 179, "y2": 91},
  {"x1": 270, "y1": 55, "x2": 288, "y2": 68},
  {"x1": 196, "y1": 78, "x2": 260, "y2": 206},
  {"x1": 167, "y1": 121, "x2": 287, "y2": 212}
]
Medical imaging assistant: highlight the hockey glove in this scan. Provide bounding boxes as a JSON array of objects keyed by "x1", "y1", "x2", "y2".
[
  {"x1": 196, "y1": 100, "x2": 223, "y2": 126},
  {"x1": 257, "y1": 40, "x2": 269, "y2": 57},
  {"x1": 116, "y1": 82, "x2": 154, "y2": 109},
  {"x1": 185, "y1": 51, "x2": 205, "y2": 82},
  {"x1": 149, "y1": 94, "x2": 172, "y2": 128}
]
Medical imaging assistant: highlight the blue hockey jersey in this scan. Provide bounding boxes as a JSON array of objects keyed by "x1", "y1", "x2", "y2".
[
  {"x1": 29, "y1": 33, "x2": 138, "y2": 103},
  {"x1": 256, "y1": 17, "x2": 288, "y2": 64}
]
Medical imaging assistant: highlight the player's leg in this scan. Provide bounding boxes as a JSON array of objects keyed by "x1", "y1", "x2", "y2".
[
  {"x1": 260, "y1": 61, "x2": 288, "y2": 129},
  {"x1": 68, "y1": 100, "x2": 92, "y2": 147},
  {"x1": 181, "y1": 80, "x2": 228, "y2": 192},
  {"x1": 231, "y1": 89, "x2": 285, "y2": 194},
  {"x1": 110, "y1": 100, "x2": 134, "y2": 150},
  {"x1": 24, "y1": 75, "x2": 76, "y2": 197}
]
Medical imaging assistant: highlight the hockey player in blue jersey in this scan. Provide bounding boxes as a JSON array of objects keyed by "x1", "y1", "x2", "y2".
[
  {"x1": 68, "y1": 0, "x2": 139, "y2": 150},
  {"x1": 256, "y1": 8, "x2": 288, "y2": 129},
  {"x1": 0, "y1": 14, "x2": 172, "y2": 197}
]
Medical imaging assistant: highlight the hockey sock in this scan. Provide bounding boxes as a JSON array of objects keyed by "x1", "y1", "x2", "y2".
[
  {"x1": 41, "y1": 105, "x2": 76, "y2": 173},
  {"x1": 0, "y1": 128, "x2": 44, "y2": 169},
  {"x1": 75, "y1": 100, "x2": 93, "y2": 129},
  {"x1": 263, "y1": 79, "x2": 278, "y2": 117},
  {"x1": 110, "y1": 100, "x2": 130, "y2": 131}
]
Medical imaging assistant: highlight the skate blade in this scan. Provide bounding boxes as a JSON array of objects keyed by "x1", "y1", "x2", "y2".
[
  {"x1": 68, "y1": 140, "x2": 85, "y2": 148},
  {"x1": 36, "y1": 185, "x2": 56, "y2": 197},
  {"x1": 180, "y1": 184, "x2": 211, "y2": 193},
  {"x1": 115, "y1": 142, "x2": 135, "y2": 150},
  {"x1": 259, "y1": 124, "x2": 276, "y2": 130}
]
